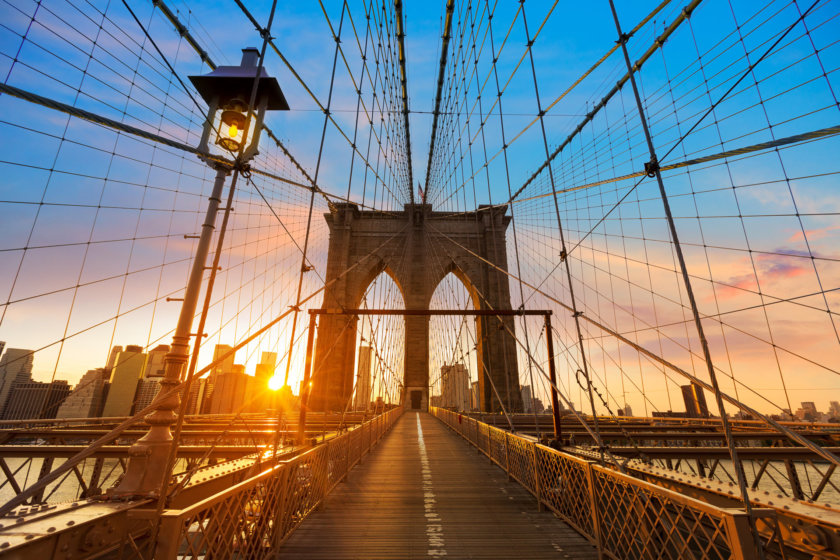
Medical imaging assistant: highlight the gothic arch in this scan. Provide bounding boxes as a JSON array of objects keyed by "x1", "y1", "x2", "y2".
[
  {"x1": 309, "y1": 203, "x2": 522, "y2": 412},
  {"x1": 350, "y1": 260, "x2": 406, "y2": 311}
]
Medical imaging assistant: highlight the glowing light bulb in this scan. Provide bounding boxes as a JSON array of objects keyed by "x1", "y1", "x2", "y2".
[{"x1": 228, "y1": 123, "x2": 239, "y2": 138}]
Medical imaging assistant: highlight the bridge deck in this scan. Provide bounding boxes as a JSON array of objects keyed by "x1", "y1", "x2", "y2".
[{"x1": 282, "y1": 412, "x2": 597, "y2": 559}]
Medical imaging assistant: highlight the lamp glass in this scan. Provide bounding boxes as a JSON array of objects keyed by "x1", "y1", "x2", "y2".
[{"x1": 216, "y1": 108, "x2": 248, "y2": 152}]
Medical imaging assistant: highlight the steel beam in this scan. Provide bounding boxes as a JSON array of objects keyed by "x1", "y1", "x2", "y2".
[{"x1": 309, "y1": 308, "x2": 551, "y2": 316}]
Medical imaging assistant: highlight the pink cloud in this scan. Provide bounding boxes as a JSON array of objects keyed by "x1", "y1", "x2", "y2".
[
  {"x1": 787, "y1": 225, "x2": 840, "y2": 243},
  {"x1": 715, "y1": 252, "x2": 810, "y2": 301}
]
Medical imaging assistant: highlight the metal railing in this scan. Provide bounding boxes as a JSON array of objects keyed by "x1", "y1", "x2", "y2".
[
  {"x1": 153, "y1": 407, "x2": 403, "y2": 558},
  {"x1": 430, "y1": 407, "x2": 786, "y2": 560}
]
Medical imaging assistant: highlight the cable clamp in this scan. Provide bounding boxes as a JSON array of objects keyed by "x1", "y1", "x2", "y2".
[
  {"x1": 644, "y1": 157, "x2": 660, "y2": 178},
  {"x1": 572, "y1": 311, "x2": 583, "y2": 318},
  {"x1": 616, "y1": 32, "x2": 630, "y2": 45},
  {"x1": 301, "y1": 264, "x2": 314, "y2": 272},
  {"x1": 559, "y1": 249, "x2": 567, "y2": 262}
]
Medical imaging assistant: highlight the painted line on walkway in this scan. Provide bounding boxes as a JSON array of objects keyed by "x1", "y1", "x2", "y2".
[{"x1": 417, "y1": 413, "x2": 447, "y2": 557}]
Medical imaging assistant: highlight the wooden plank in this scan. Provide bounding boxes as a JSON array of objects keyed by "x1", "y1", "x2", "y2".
[{"x1": 280, "y1": 412, "x2": 598, "y2": 559}]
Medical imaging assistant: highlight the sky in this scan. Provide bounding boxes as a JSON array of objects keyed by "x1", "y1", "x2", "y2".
[{"x1": 0, "y1": 0, "x2": 838, "y2": 417}]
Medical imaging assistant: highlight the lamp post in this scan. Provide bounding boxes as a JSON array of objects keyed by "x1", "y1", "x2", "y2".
[{"x1": 111, "y1": 48, "x2": 288, "y2": 498}]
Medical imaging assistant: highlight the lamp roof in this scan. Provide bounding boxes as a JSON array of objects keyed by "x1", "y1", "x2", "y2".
[{"x1": 189, "y1": 49, "x2": 289, "y2": 110}]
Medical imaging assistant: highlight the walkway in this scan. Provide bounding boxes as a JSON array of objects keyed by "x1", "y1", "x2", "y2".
[{"x1": 282, "y1": 412, "x2": 598, "y2": 559}]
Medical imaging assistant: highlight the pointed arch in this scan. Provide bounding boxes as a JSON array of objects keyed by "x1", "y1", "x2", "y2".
[{"x1": 350, "y1": 259, "x2": 406, "y2": 311}]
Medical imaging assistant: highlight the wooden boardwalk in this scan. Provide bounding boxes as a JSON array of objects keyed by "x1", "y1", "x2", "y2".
[{"x1": 281, "y1": 412, "x2": 598, "y2": 559}]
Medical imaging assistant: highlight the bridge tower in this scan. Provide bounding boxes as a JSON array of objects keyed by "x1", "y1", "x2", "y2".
[{"x1": 310, "y1": 203, "x2": 522, "y2": 413}]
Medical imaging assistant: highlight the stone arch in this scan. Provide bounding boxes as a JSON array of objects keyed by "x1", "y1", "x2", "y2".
[
  {"x1": 349, "y1": 260, "x2": 406, "y2": 311},
  {"x1": 309, "y1": 203, "x2": 522, "y2": 412},
  {"x1": 427, "y1": 269, "x2": 477, "y2": 411}
]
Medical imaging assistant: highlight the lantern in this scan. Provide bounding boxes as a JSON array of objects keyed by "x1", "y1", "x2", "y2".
[{"x1": 190, "y1": 48, "x2": 289, "y2": 161}]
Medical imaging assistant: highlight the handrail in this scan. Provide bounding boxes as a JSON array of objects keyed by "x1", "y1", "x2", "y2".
[
  {"x1": 153, "y1": 407, "x2": 403, "y2": 558},
  {"x1": 430, "y1": 406, "x2": 786, "y2": 560}
]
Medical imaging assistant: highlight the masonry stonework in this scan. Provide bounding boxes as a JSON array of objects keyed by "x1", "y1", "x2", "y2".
[{"x1": 309, "y1": 203, "x2": 522, "y2": 413}]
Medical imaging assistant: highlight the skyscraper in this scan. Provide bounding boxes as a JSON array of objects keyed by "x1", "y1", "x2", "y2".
[
  {"x1": 354, "y1": 345, "x2": 372, "y2": 411},
  {"x1": 105, "y1": 345, "x2": 122, "y2": 373},
  {"x1": 2, "y1": 380, "x2": 70, "y2": 420},
  {"x1": 441, "y1": 363, "x2": 469, "y2": 410},
  {"x1": 521, "y1": 385, "x2": 534, "y2": 413},
  {"x1": 186, "y1": 377, "x2": 208, "y2": 415},
  {"x1": 246, "y1": 352, "x2": 277, "y2": 413},
  {"x1": 143, "y1": 345, "x2": 169, "y2": 378},
  {"x1": 57, "y1": 368, "x2": 110, "y2": 419},
  {"x1": 212, "y1": 345, "x2": 235, "y2": 376},
  {"x1": 101, "y1": 345, "x2": 147, "y2": 417},
  {"x1": 0, "y1": 348, "x2": 34, "y2": 418},
  {"x1": 133, "y1": 378, "x2": 161, "y2": 414},
  {"x1": 255, "y1": 351, "x2": 277, "y2": 381},
  {"x1": 207, "y1": 368, "x2": 249, "y2": 414}
]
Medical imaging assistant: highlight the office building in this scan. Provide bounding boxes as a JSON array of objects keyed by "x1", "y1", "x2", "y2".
[
  {"x1": 133, "y1": 378, "x2": 161, "y2": 414},
  {"x1": 243, "y1": 352, "x2": 277, "y2": 413},
  {"x1": 105, "y1": 345, "x2": 122, "y2": 374},
  {"x1": 212, "y1": 345, "x2": 235, "y2": 376},
  {"x1": 186, "y1": 377, "x2": 208, "y2": 415},
  {"x1": 143, "y1": 345, "x2": 169, "y2": 378},
  {"x1": 521, "y1": 385, "x2": 534, "y2": 413},
  {"x1": 441, "y1": 363, "x2": 469, "y2": 410},
  {"x1": 101, "y1": 345, "x2": 147, "y2": 417},
  {"x1": 57, "y1": 368, "x2": 109, "y2": 418},
  {"x1": 795, "y1": 401, "x2": 819, "y2": 421},
  {"x1": 0, "y1": 348, "x2": 34, "y2": 417},
  {"x1": 207, "y1": 369, "x2": 250, "y2": 414},
  {"x1": 470, "y1": 381, "x2": 479, "y2": 411},
  {"x1": 354, "y1": 345, "x2": 372, "y2": 411},
  {"x1": 2, "y1": 380, "x2": 70, "y2": 420},
  {"x1": 255, "y1": 352, "x2": 277, "y2": 381}
]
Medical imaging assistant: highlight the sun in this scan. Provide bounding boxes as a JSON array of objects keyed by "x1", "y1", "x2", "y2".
[{"x1": 268, "y1": 376, "x2": 283, "y2": 391}]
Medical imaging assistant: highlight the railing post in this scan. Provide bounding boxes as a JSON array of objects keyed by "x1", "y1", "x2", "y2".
[
  {"x1": 722, "y1": 509, "x2": 763, "y2": 560},
  {"x1": 154, "y1": 513, "x2": 182, "y2": 559},
  {"x1": 532, "y1": 443, "x2": 543, "y2": 511},
  {"x1": 505, "y1": 433, "x2": 513, "y2": 481},
  {"x1": 342, "y1": 431, "x2": 350, "y2": 483},
  {"x1": 584, "y1": 462, "x2": 604, "y2": 559},
  {"x1": 271, "y1": 466, "x2": 293, "y2": 548}
]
